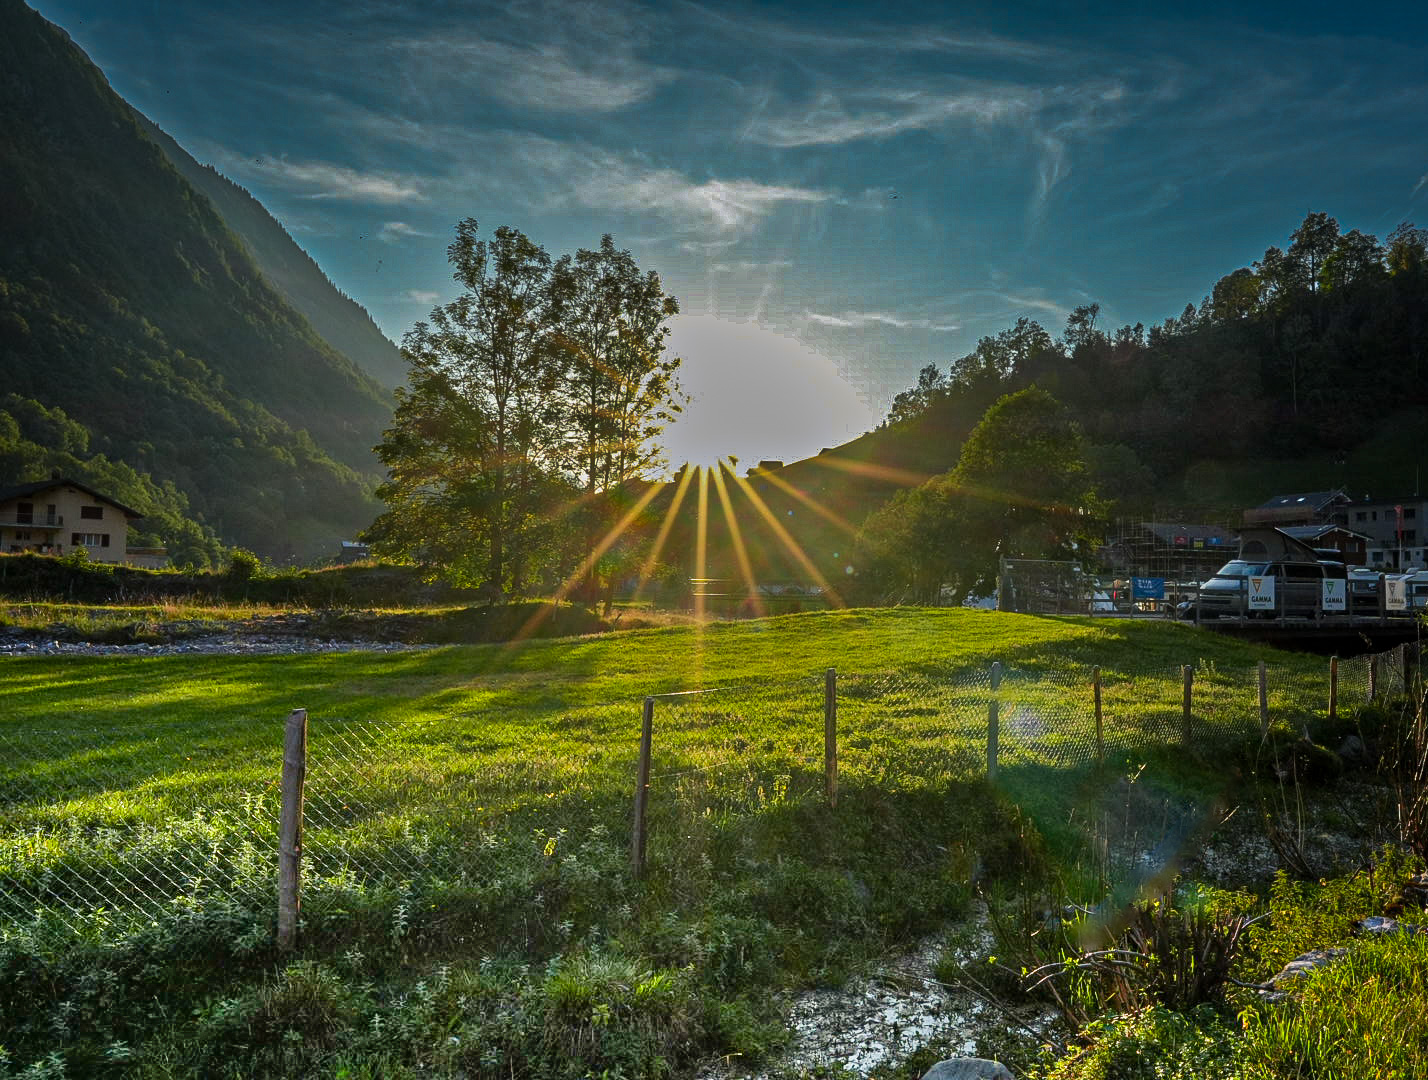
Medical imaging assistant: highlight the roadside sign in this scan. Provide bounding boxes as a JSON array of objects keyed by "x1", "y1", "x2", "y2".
[
  {"x1": 1132, "y1": 577, "x2": 1165, "y2": 600},
  {"x1": 1386, "y1": 577, "x2": 1408, "y2": 611},
  {"x1": 1247, "y1": 575, "x2": 1276, "y2": 611},
  {"x1": 1322, "y1": 578, "x2": 1346, "y2": 612}
]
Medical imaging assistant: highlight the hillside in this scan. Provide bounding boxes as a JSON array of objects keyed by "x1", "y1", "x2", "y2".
[
  {"x1": 0, "y1": 0, "x2": 391, "y2": 562},
  {"x1": 133, "y1": 113, "x2": 407, "y2": 390},
  {"x1": 644, "y1": 214, "x2": 1428, "y2": 599}
]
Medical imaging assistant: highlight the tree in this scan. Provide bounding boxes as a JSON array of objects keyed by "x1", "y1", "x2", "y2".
[
  {"x1": 552, "y1": 236, "x2": 682, "y2": 602},
  {"x1": 556, "y1": 236, "x2": 683, "y2": 496},
  {"x1": 367, "y1": 222, "x2": 684, "y2": 598},
  {"x1": 367, "y1": 221, "x2": 570, "y2": 594},
  {"x1": 859, "y1": 387, "x2": 1099, "y2": 603}
]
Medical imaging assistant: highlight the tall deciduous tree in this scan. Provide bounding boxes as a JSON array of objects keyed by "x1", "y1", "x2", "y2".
[
  {"x1": 558, "y1": 236, "x2": 682, "y2": 495},
  {"x1": 859, "y1": 387, "x2": 1099, "y2": 603},
  {"x1": 367, "y1": 221, "x2": 569, "y2": 594}
]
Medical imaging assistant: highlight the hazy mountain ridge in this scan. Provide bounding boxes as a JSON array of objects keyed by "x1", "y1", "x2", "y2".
[
  {"x1": 133, "y1": 113, "x2": 408, "y2": 390},
  {"x1": 0, "y1": 0, "x2": 393, "y2": 562}
]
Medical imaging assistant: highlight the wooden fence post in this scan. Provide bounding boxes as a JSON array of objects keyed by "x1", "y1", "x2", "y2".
[
  {"x1": 1403, "y1": 643, "x2": 1415, "y2": 696},
  {"x1": 1093, "y1": 666, "x2": 1104, "y2": 767},
  {"x1": 632, "y1": 697, "x2": 654, "y2": 877},
  {"x1": 1369, "y1": 655, "x2": 1379, "y2": 703},
  {"x1": 987, "y1": 662, "x2": 1002, "y2": 781},
  {"x1": 1378, "y1": 573, "x2": 1388, "y2": 627},
  {"x1": 1258, "y1": 660, "x2": 1269, "y2": 737},
  {"x1": 277, "y1": 707, "x2": 307, "y2": 951},
  {"x1": 1182, "y1": 665, "x2": 1194, "y2": 748},
  {"x1": 824, "y1": 668, "x2": 838, "y2": 808},
  {"x1": 1329, "y1": 655, "x2": 1339, "y2": 720}
]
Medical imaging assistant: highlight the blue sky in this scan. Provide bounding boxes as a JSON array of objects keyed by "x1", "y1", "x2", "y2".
[{"x1": 30, "y1": 0, "x2": 1428, "y2": 467}]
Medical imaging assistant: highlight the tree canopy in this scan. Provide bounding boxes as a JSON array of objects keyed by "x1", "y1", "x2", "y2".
[
  {"x1": 366, "y1": 221, "x2": 681, "y2": 596},
  {"x1": 878, "y1": 211, "x2": 1428, "y2": 518},
  {"x1": 859, "y1": 387, "x2": 1099, "y2": 603}
]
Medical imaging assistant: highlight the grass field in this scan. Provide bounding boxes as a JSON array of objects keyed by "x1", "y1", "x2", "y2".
[{"x1": 0, "y1": 608, "x2": 1404, "y2": 1078}]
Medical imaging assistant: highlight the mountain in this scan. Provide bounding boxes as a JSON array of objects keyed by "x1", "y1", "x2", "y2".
[
  {"x1": 0, "y1": 0, "x2": 395, "y2": 563},
  {"x1": 133, "y1": 114, "x2": 408, "y2": 390}
]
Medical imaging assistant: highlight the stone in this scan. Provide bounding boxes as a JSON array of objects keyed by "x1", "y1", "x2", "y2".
[
  {"x1": 1337, "y1": 734, "x2": 1370, "y2": 767},
  {"x1": 922, "y1": 1058, "x2": 1016, "y2": 1080}
]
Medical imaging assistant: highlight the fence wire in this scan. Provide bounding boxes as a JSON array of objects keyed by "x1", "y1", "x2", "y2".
[
  {"x1": 3, "y1": 641, "x2": 1423, "y2": 940},
  {"x1": 0, "y1": 718, "x2": 279, "y2": 932}
]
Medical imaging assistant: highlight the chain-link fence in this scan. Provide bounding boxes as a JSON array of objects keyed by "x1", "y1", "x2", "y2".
[{"x1": 3, "y1": 642, "x2": 1423, "y2": 941}]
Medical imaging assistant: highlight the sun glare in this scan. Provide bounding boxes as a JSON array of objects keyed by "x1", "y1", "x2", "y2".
[{"x1": 660, "y1": 315, "x2": 875, "y2": 473}]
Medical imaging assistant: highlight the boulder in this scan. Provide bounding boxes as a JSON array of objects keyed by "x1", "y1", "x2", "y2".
[{"x1": 922, "y1": 1058, "x2": 1015, "y2": 1080}]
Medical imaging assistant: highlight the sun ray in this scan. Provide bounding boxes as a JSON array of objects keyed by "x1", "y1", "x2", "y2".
[
  {"x1": 728, "y1": 463, "x2": 845, "y2": 607},
  {"x1": 631, "y1": 464, "x2": 696, "y2": 603},
  {"x1": 805, "y1": 455, "x2": 933, "y2": 488},
  {"x1": 710, "y1": 463, "x2": 767, "y2": 618},
  {"x1": 755, "y1": 467, "x2": 859, "y2": 537},
  {"x1": 809, "y1": 454, "x2": 1055, "y2": 512},
  {"x1": 692, "y1": 465, "x2": 710, "y2": 685},
  {"x1": 503, "y1": 479, "x2": 666, "y2": 648}
]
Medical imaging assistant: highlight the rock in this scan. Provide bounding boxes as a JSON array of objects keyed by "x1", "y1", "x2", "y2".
[
  {"x1": 1258, "y1": 946, "x2": 1350, "y2": 1002},
  {"x1": 1338, "y1": 734, "x2": 1370, "y2": 767},
  {"x1": 1355, "y1": 915, "x2": 1427, "y2": 937},
  {"x1": 922, "y1": 1058, "x2": 1015, "y2": 1080}
]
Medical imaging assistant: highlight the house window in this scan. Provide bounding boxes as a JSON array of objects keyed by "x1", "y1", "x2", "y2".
[
  {"x1": 80, "y1": 505, "x2": 103, "y2": 520},
  {"x1": 14, "y1": 530, "x2": 31, "y2": 541},
  {"x1": 1407, "y1": 508, "x2": 1418, "y2": 520},
  {"x1": 1404, "y1": 530, "x2": 1417, "y2": 543},
  {"x1": 16, "y1": 502, "x2": 33, "y2": 524},
  {"x1": 1356, "y1": 511, "x2": 1367, "y2": 521},
  {"x1": 1372, "y1": 551, "x2": 1384, "y2": 562},
  {"x1": 72, "y1": 532, "x2": 109, "y2": 547}
]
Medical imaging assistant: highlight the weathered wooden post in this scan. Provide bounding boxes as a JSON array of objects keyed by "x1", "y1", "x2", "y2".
[
  {"x1": 631, "y1": 697, "x2": 654, "y2": 878},
  {"x1": 277, "y1": 707, "x2": 307, "y2": 951},
  {"x1": 1329, "y1": 655, "x2": 1339, "y2": 720},
  {"x1": 987, "y1": 661, "x2": 1002, "y2": 781},
  {"x1": 1182, "y1": 665, "x2": 1194, "y2": 748},
  {"x1": 1093, "y1": 666, "x2": 1104, "y2": 767},
  {"x1": 1403, "y1": 643, "x2": 1415, "y2": 696},
  {"x1": 1369, "y1": 655, "x2": 1380, "y2": 703},
  {"x1": 1258, "y1": 660, "x2": 1269, "y2": 738},
  {"x1": 1378, "y1": 573, "x2": 1388, "y2": 627},
  {"x1": 824, "y1": 668, "x2": 838, "y2": 808}
]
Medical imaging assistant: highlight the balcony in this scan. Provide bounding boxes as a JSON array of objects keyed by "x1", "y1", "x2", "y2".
[{"x1": 0, "y1": 515, "x2": 63, "y2": 529}]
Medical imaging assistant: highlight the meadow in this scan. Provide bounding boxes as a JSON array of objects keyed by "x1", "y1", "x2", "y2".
[{"x1": 0, "y1": 608, "x2": 1416, "y2": 1078}]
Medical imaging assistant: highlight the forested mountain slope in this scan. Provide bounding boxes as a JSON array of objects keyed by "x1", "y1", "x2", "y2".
[
  {"x1": 0, "y1": 0, "x2": 390, "y2": 562},
  {"x1": 134, "y1": 114, "x2": 407, "y2": 390},
  {"x1": 874, "y1": 213, "x2": 1428, "y2": 518}
]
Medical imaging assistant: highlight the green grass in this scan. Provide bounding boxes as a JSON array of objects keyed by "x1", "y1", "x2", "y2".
[{"x1": 0, "y1": 608, "x2": 1375, "y2": 1077}]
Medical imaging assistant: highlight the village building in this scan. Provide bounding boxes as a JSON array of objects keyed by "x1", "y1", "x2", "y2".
[{"x1": 0, "y1": 478, "x2": 153, "y2": 566}]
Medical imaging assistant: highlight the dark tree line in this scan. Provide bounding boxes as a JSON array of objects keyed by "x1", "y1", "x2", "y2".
[{"x1": 884, "y1": 213, "x2": 1428, "y2": 516}]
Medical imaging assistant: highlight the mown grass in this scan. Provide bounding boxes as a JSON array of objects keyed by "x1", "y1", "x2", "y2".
[{"x1": 0, "y1": 608, "x2": 1378, "y2": 1077}]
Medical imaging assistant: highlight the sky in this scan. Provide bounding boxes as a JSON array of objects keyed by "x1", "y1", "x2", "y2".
[{"x1": 28, "y1": 0, "x2": 1428, "y2": 469}]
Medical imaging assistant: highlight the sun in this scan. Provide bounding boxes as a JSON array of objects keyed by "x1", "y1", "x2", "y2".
[{"x1": 658, "y1": 315, "x2": 876, "y2": 474}]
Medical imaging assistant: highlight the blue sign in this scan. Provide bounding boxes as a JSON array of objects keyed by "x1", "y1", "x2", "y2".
[{"x1": 1132, "y1": 577, "x2": 1166, "y2": 600}]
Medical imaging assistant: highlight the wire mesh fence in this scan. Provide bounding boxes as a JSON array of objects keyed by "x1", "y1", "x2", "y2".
[{"x1": 2, "y1": 642, "x2": 1423, "y2": 941}]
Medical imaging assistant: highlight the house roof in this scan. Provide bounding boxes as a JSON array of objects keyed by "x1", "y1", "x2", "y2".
[
  {"x1": 1142, "y1": 522, "x2": 1236, "y2": 544},
  {"x1": 1281, "y1": 524, "x2": 1372, "y2": 543},
  {"x1": 1254, "y1": 491, "x2": 1346, "y2": 511},
  {"x1": 0, "y1": 478, "x2": 144, "y2": 519}
]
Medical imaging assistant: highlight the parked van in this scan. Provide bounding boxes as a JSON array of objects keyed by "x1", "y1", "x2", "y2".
[{"x1": 1191, "y1": 557, "x2": 1345, "y2": 618}]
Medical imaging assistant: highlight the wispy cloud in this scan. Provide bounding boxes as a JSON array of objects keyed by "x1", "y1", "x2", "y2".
[
  {"x1": 402, "y1": 289, "x2": 441, "y2": 306},
  {"x1": 238, "y1": 156, "x2": 426, "y2": 204},
  {"x1": 746, "y1": 83, "x2": 1052, "y2": 148},
  {"x1": 1414, "y1": 172, "x2": 1428, "y2": 197},
  {"x1": 804, "y1": 310, "x2": 961, "y2": 332},
  {"x1": 504, "y1": 137, "x2": 831, "y2": 235},
  {"x1": 377, "y1": 221, "x2": 431, "y2": 243},
  {"x1": 391, "y1": 36, "x2": 675, "y2": 112}
]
